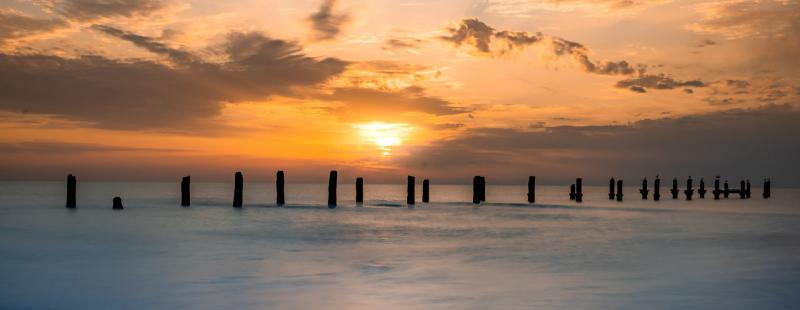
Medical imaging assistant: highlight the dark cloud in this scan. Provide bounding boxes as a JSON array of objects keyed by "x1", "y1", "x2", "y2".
[
  {"x1": 702, "y1": 97, "x2": 742, "y2": 106},
  {"x1": 383, "y1": 38, "x2": 424, "y2": 50},
  {"x1": 307, "y1": 0, "x2": 351, "y2": 41},
  {"x1": 0, "y1": 141, "x2": 179, "y2": 153},
  {"x1": 56, "y1": 0, "x2": 167, "y2": 21},
  {"x1": 0, "y1": 27, "x2": 348, "y2": 131},
  {"x1": 395, "y1": 104, "x2": 800, "y2": 185},
  {"x1": 440, "y1": 18, "x2": 639, "y2": 75},
  {"x1": 320, "y1": 86, "x2": 470, "y2": 118},
  {"x1": 616, "y1": 74, "x2": 706, "y2": 92},
  {"x1": 0, "y1": 9, "x2": 68, "y2": 47},
  {"x1": 697, "y1": 39, "x2": 716, "y2": 47}
]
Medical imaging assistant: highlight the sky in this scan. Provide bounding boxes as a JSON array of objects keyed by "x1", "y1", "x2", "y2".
[{"x1": 0, "y1": 0, "x2": 798, "y2": 185}]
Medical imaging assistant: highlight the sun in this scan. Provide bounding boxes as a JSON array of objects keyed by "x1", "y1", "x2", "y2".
[{"x1": 354, "y1": 122, "x2": 412, "y2": 156}]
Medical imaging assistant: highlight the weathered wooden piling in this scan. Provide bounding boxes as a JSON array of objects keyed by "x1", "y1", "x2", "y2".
[
  {"x1": 608, "y1": 178, "x2": 615, "y2": 200},
  {"x1": 640, "y1": 178, "x2": 649, "y2": 199},
  {"x1": 575, "y1": 178, "x2": 583, "y2": 203},
  {"x1": 713, "y1": 176, "x2": 721, "y2": 200},
  {"x1": 615, "y1": 179, "x2": 623, "y2": 202},
  {"x1": 739, "y1": 180, "x2": 746, "y2": 199},
  {"x1": 723, "y1": 180, "x2": 730, "y2": 198},
  {"x1": 473, "y1": 176, "x2": 482, "y2": 204},
  {"x1": 422, "y1": 179, "x2": 430, "y2": 203},
  {"x1": 527, "y1": 176, "x2": 535, "y2": 203},
  {"x1": 670, "y1": 178, "x2": 679, "y2": 199},
  {"x1": 480, "y1": 176, "x2": 486, "y2": 202},
  {"x1": 356, "y1": 177, "x2": 364, "y2": 204},
  {"x1": 745, "y1": 180, "x2": 751, "y2": 199},
  {"x1": 407, "y1": 176, "x2": 415, "y2": 205},
  {"x1": 328, "y1": 170, "x2": 337, "y2": 208},
  {"x1": 569, "y1": 184, "x2": 576, "y2": 200},
  {"x1": 180, "y1": 176, "x2": 190, "y2": 206},
  {"x1": 763, "y1": 178, "x2": 771, "y2": 199},
  {"x1": 233, "y1": 172, "x2": 243, "y2": 208},
  {"x1": 112, "y1": 197, "x2": 123, "y2": 210},
  {"x1": 654, "y1": 176, "x2": 661, "y2": 201},
  {"x1": 276, "y1": 171, "x2": 285, "y2": 206},
  {"x1": 684, "y1": 177, "x2": 694, "y2": 200},
  {"x1": 66, "y1": 174, "x2": 76, "y2": 208},
  {"x1": 698, "y1": 178, "x2": 707, "y2": 199}
]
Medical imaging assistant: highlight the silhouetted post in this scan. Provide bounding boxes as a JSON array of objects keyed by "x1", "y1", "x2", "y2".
[
  {"x1": 480, "y1": 176, "x2": 486, "y2": 202},
  {"x1": 569, "y1": 184, "x2": 576, "y2": 200},
  {"x1": 66, "y1": 174, "x2": 77, "y2": 208},
  {"x1": 473, "y1": 176, "x2": 481, "y2": 204},
  {"x1": 640, "y1": 178, "x2": 649, "y2": 199},
  {"x1": 356, "y1": 177, "x2": 364, "y2": 204},
  {"x1": 233, "y1": 172, "x2": 243, "y2": 208},
  {"x1": 112, "y1": 197, "x2": 123, "y2": 210},
  {"x1": 575, "y1": 178, "x2": 583, "y2": 203},
  {"x1": 407, "y1": 176, "x2": 416, "y2": 205},
  {"x1": 422, "y1": 179, "x2": 430, "y2": 203},
  {"x1": 180, "y1": 176, "x2": 190, "y2": 206},
  {"x1": 616, "y1": 179, "x2": 623, "y2": 201},
  {"x1": 723, "y1": 180, "x2": 730, "y2": 198},
  {"x1": 670, "y1": 178, "x2": 679, "y2": 199},
  {"x1": 763, "y1": 178, "x2": 771, "y2": 199},
  {"x1": 654, "y1": 176, "x2": 661, "y2": 201},
  {"x1": 608, "y1": 178, "x2": 615, "y2": 200},
  {"x1": 713, "y1": 176, "x2": 721, "y2": 200},
  {"x1": 276, "y1": 171, "x2": 285, "y2": 206},
  {"x1": 684, "y1": 177, "x2": 694, "y2": 201},
  {"x1": 698, "y1": 178, "x2": 707, "y2": 199},
  {"x1": 527, "y1": 176, "x2": 536, "y2": 203},
  {"x1": 739, "y1": 180, "x2": 746, "y2": 199},
  {"x1": 746, "y1": 180, "x2": 751, "y2": 199},
  {"x1": 328, "y1": 170, "x2": 337, "y2": 208}
]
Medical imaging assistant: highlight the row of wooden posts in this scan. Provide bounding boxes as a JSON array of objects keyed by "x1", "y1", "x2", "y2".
[{"x1": 63, "y1": 172, "x2": 772, "y2": 209}]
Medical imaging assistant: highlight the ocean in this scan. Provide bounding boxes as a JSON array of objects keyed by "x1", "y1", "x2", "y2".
[{"x1": 1, "y1": 181, "x2": 799, "y2": 309}]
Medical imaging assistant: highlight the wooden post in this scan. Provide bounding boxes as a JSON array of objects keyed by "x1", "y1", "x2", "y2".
[
  {"x1": 746, "y1": 180, "x2": 751, "y2": 199},
  {"x1": 763, "y1": 178, "x2": 771, "y2": 199},
  {"x1": 575, "y1": 178, "x2": 583, "y2": 203},
  {"x1": 527, "y1": 176, "x2": 535, "y2": 203},
  {"x1": 276, "y1": 171, "x2": 285, "y2": 206},
  {"x1": 356, "y1": 177, "x2": 364, "y2": 204},
  {"x1": 639, "y1": 178, "x2": 649, "y2": 199},
  {"x1": 698, "y1": 178, "x2": 707, "y2": 199},
  {"x1": 684, "y1": 177, "x2": 694, "y2": 201},
  {"x1": 569, "y1": 184, "x2": 576, "y2": 200},
  {"x1": 422, "y1": 179, "x2": 430, "y2": 203},
  {"x1": 233, "y1": 172, "x2": 243, "y2": 208},
  {"x1": 670, "y1": 178, "x2": 679, "y2": 199},
  {"x1": 328, "y1": 170, "x2": 337, "y2": 208},
  {"x1": 713, "y1": 176, "x2": 721, "y2": 200},
  {"x1": 723, "y1": 180, "x2": 730, "y2": 198},
  {"x1": 66, "y1": 174, "x2": 76, "y2": 209},
  {"x1": 407, "y1": 176, "x2": 415, "y2": 205},
  {"x1": 654, "y1": 176, "x2": 661, "y2": 201},
  {"x1": 616, "y1": 179, "x2": 623, "y2": 202},
  {"x1": 112, "y1": 197, "x2": 123, "y2": 210},
  {"x1": 480, "y1": 176, "x2": 486, "y2": 202},
  {"x1": 739, "y1": 180, "x2": 746, "y2": 199},
  {"x1": 608, "y1": 178, "x2": 615, "y2": 200},
  {"x1": 473, "y1": 176, "x2": 480, "y2": 204},
  {"x1": 181, "y1": 176, "x2": 190, "y2": 206}
]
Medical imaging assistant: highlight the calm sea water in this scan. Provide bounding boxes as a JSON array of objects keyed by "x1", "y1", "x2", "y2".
[{"x1": 1, "y1": 181, "x2": 799, "y2": 309}]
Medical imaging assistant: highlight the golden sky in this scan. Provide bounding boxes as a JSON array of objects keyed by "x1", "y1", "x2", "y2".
[{"x1": 0, "y1": 0, "x2": 798, "y2": 184}]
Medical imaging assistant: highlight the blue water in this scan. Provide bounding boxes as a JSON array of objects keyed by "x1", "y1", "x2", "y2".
[{"x1": 1, "y1": 182, "x2": 799, "y2": 309}]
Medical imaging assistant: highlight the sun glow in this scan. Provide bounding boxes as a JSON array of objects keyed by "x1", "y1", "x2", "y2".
[{"x1": 355, "y1": 122, "x2": 412, "y2": 156}]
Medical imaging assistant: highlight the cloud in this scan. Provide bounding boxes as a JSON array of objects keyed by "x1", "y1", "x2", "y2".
[
  {"x1": 697, "y1": 39, "x2": 716, "y2": 47},
  {"x1": 441, "y1": 18, "x2": 640, "y2": 75},
  {"x1": 470, "y1": 0, "x2": 671, "y2": 17},
  {"x1": 319, "y1": 86, "x2": 470, "y2": 119},
  {"x1": 383, "y1": 37, "x2": 424, "y2": 50},
  {"x1": 307, "y1": 0, "x2": 351, "y2": 41},
  {"x1": 0, "y1": 9, "x2": 68, "y2": 47},
  {"x1": 616, "y1": 74, "x2": 706, "y2": 92},
  {"x1": 0, "y1": 141, "x2": 179, "y2": 153},
  {"x1": 0, "y1": 27, "x2": 348, "y2": 131},
  {"x1": 688, "y1": 0, "x2": 799, "y2": 40},
  {"x1": 55, "y1": 0, "x2": 167, "y2": 21},
  {"x1": 395, "y1": 104, "x2": 800, "y2": 185}
]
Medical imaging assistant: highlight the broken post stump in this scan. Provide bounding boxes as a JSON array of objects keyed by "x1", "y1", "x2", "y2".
[
  {"x1": 616, "y1": 179, "x2": 623, "y2": 202},
  {"x1": 112, "y1": 197, "x2": 123, "y2": 210},
  {"x1": 654, "y1": 176, "x2": 661, "y2": 201},
  {"x1": 356, "y1": 177, "x2": 364, "y2": 204},
  {"x1": 698, "y1": 178, "x2": 707, "y2": 199},
  {"x1": 233, "y1": 172, "x2": 243, "y2": 208},
  {"x1": 181, "y1": 176, "x2": 190, "y2": 206},
  {"x1": 473, "y1": 176, "x2": 482, "y2": 204},
  {"x1": 713, "y1": 176, "x2": 721, "y2": 200},
  {"x1": 724, "y1": 180, "x2": 730, "y2": 198},
  {"x1": 527, "y1": 176, "x2": 535, "y2": 203},
  {"x1": 328, "y1": 170, "x2": 337, "y2": 208},
  {"x1": 685, "y1": 177, "x2": 694, "y2": 201},
  {"x1": 609, "y1": 178, "x2": 616, "y2": 200},
  {"x1": 575, "y1": 178, "x2": 583, "y2": 203},
  {"x1": 276, "y1": 171, "x2": 285, "y2": 206},
  {"x1": 407, "y1": 176, "x2": 415, "y2": 205},
  {"x1": 66, "y1": 174, "x2": 76, "y2": 209},
  {"x1": 746, "y1": 180, "x2": 751, "y2": 199},
  {"x1": 640, "y1": 178, "x2": 649, "y2": 200},
  {"x1": 569, "y1": 184, "x2": 576, "y2": 201},
  {"x1": 763, "y1": 178, "x2": 771, "y2": 199},
  {"x1": 423, "y1": 179, "x2": 430, "y2": 203},
  {"x1": 670, "y1": 178, "x2": 679, "y2": 199}
]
